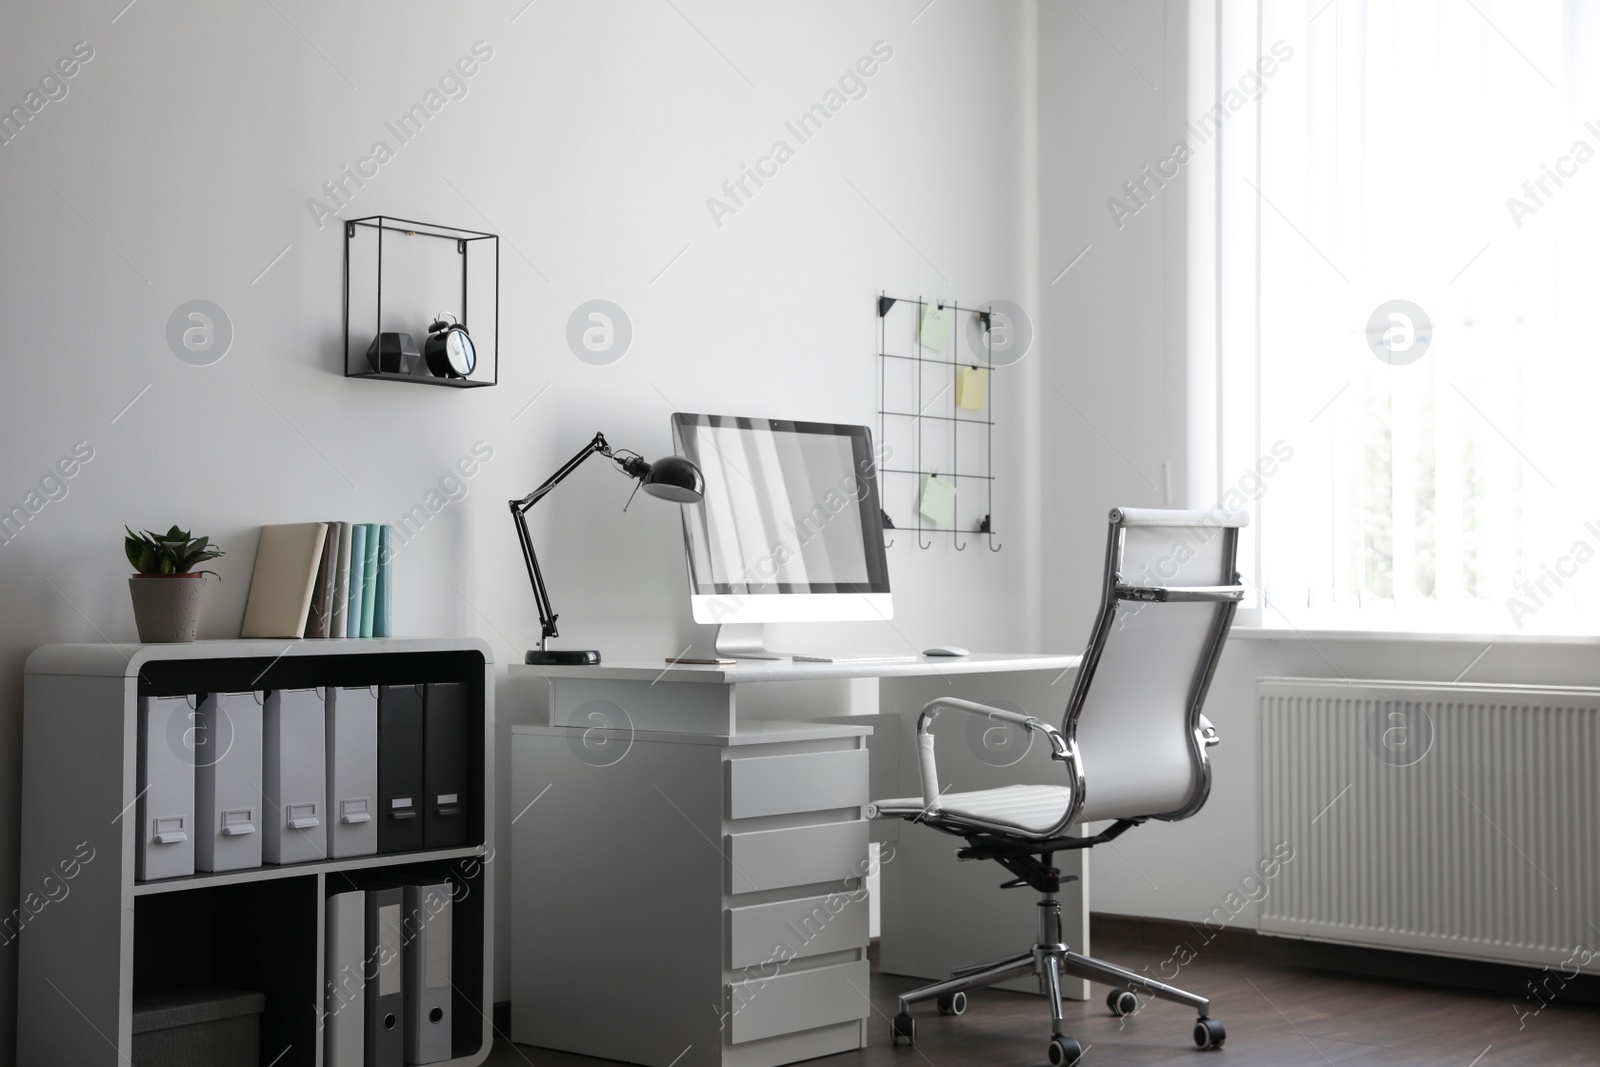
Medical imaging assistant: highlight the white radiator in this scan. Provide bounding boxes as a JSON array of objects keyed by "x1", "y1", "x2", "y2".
[{"x1": 1258, "y1": 678, "x2": 1600, "y2": 972}]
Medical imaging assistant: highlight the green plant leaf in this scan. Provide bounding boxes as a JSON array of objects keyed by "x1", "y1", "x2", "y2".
[{"x1": 127, "y1": 525, "x2": 222, "y2": 573}]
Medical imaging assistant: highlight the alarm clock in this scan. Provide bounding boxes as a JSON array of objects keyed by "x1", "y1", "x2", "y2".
[{"x1": 423, "y1": 313, "x2": 476, "y2": 378}]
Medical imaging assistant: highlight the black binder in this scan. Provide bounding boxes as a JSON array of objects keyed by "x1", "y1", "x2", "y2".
[
  {"x1": 423, "y1": 682, "x2": 468, "y2": 849},
  {"x1": 377, "y1": 685, "x2": 424, "y2": 854},
  {"x1": 364, "y1": 885, "x2": 405, "y2": 1067}
]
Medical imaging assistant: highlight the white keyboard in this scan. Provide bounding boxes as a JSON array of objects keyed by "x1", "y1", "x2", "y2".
[{"x1": 790, "y1": 654, "x2": 922, "y2": 664}]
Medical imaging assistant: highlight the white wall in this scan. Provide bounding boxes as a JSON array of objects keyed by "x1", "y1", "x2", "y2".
[
  {"x1": 0, "y1": 2, "x2": 1042, "y2": 1056},
  {"x1": 1038, "y1": 0, "x2": 1600, "y2": 941}
]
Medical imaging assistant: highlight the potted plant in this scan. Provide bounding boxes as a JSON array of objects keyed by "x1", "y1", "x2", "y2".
[{"x1": 125, "y1": 526, "x2": 224, "y2": 643}]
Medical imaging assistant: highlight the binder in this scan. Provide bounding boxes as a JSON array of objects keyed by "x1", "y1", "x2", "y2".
[
  {"x1": 377, "y1": 685, "x2": 425, "y2": 853},
  {"x1": 359, "y1": 523, "x2": 380, "y2": 637},
  {"x1": 325, "y1": 890, "x2": 366, "y2": 1067},
  {"x1": 263, "y1": 688, "x2": 327, "y2": 864},
  {"x1": 136, "y1": 695, "x2": 195, "y2": 881},
  {"x1": 193, "y1": 691, "x2": 263, "y2": 873},
  {"x1": 347, "y1": 525, "x2": 367, "y2": 639},
  {"x1": 332, "y1": 521, "x2": 354, "y2": 638},
  {"x1": 380, "y1": 874, "x2": 453, "y2": 1064},
  {"x1": 327, "y1": 687, "x2": 379, "y2": 858},
  {"x1": 423, "y1": 682, "x2": 468, "y2": 850},
  {"x1": 365, "y1": 885, "x2": 406, "y2": 1067}
]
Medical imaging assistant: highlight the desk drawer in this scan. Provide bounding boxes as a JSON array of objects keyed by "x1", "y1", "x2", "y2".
[
  {"x1": 726, "y1": 821, "x2": 867, "y2": 895},
  {"x1": 727, "y1": 959, "x2": 869, "y2": 1045},
  {"x1": 727, "y1": 892, "x2": 870, "y2": 970},
  {"x1": 726, "y1": 749, "x2": 867, "y2": 819}
]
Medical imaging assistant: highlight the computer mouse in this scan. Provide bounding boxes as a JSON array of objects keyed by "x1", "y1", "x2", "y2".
[{"x1": 922, "y1": 646, "x2": 970, "y2": 657}]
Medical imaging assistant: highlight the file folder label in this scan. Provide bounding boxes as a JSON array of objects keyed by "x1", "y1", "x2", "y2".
[
  {"x1": 378, "y1": 903, "x2": 402, "y2": 996},
  {"x1": 426, "y1": 901, "x2": 450, "y2": 988}
]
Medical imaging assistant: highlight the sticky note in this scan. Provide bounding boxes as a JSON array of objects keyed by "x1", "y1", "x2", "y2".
[
  {"x1": 956, "y1": 366, "x2": 987, "y2": 411},
  {"x1": 918, "y1": 303, "x2": 951, "y2": 353},
  {"x1": 917, "y1": 475, "x2": 956, "y2": 526}
]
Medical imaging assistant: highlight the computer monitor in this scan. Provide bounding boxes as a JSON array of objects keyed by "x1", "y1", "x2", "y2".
[{"x1": 671, "y1": 413, "x2": 892, "y2": 658}]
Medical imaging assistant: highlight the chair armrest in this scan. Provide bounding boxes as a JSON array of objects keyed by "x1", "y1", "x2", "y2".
[
  {"x1": 912, "y1": 698, "x2": 1071, "y2": 813},
  {"x1": 1115, "y1": 583, "x2": 1246, "y2": 603}
]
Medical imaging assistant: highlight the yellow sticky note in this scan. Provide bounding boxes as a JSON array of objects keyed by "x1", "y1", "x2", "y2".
[
  {"x1": 956, "y1": 366, "x2": 987, "y2": 411},
  {"x1": 917, "y1": 475, "x2": 956, "y2": 526},
  {"x1": 918, "y1": 303, "x2": 951, "y2": 353}
]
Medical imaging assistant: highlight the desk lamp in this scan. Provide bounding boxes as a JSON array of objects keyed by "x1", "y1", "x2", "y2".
[{"x1": 510, "y1": 432, "x2": 704, "y2": 666}]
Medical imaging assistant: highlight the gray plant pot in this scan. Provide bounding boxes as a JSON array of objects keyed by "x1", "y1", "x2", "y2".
[{"x1": 128, "y1": 574, "x2": 210, "y2": 643}]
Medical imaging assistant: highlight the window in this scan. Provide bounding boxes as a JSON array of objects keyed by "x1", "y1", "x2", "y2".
[{"x1": 1208, "y1": 0, "x2": 1600, "y2": 633}]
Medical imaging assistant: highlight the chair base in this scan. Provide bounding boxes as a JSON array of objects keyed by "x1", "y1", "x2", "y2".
[{"x1": 889, "y1": 892, "x2": 1224, "y2": 1062}]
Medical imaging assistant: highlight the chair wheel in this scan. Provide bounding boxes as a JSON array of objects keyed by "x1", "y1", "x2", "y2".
[
  {"x1": 891, "y1": 1012, "x2": 915, "y2": 1045},
  {"x1": 936, "y1": 991, "x2": 966, "y2": 1015},
  {"x1": 1047, "y1": 1035, "x2": 1083, "y2": 1065},
  {"x1": 1194, "y1": 1016, "x2": 1226, "y2": 1049},
  {"x1": 1107, "y1": 988, "x2": 1138, "y2": 1016}
]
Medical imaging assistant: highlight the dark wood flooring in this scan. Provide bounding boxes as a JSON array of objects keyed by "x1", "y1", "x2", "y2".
[{"x1": 484, "y1": 924, "x2": 1600, "y2": 1066}]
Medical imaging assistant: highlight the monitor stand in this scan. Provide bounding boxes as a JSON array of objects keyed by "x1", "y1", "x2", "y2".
[{"x1": 714, "y1": 623, "x2": 787, "y2": 660}]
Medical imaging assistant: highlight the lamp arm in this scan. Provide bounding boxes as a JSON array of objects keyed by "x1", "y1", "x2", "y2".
[{"x1": 509, "y1": 432, "x2": 612, "y2": 651}]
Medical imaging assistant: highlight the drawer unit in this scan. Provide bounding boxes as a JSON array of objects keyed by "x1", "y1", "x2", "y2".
[
  {"x1": 515, "y1": 719, "x2": 873, "y2": 1067},
  {"x1": 727, "y1": 892, "x2": 871, "y2": 970},
  {"x1": 726, "y1": 820, "x2": 868, "y2": 895},
  {"x1": 725, "y1": 750, "x2": 867, "y2": 819},
  {"x1": 727, "y1": 960, "x2": 870, "y2": 1046}
]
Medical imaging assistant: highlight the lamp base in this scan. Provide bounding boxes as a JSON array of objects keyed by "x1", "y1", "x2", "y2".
[{"x1": 525, "y1": 649, "x2": 601, "y2": 665}]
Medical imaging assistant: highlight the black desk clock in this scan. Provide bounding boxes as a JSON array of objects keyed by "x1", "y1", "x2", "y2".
[{"x1": 424, "y1": 313, "x2": 476, "y2": 378}]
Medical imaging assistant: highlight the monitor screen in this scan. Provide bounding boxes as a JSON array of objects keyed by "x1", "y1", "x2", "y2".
[{"x1": 672, "y1": 414, "x2": 891, "y2": 596}]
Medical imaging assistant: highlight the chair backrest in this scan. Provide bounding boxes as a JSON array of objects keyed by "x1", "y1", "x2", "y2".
[{"x1": 1062, "y1": 507, "x2": 1245, "y2": 825}]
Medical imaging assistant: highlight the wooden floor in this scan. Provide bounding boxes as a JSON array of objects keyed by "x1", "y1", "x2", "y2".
[{"x1": 484, "y1": 927, "x2": 1600, "y2": 1066}]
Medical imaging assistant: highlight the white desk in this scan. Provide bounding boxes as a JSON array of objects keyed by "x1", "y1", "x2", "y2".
[{"x1": 510, "y1": 653, "x2": 1082, "y2": 1067}]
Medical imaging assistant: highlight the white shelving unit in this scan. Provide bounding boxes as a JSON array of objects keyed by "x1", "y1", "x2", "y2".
[{"x1": 17, "y1": 638, "x2": 495, "y2": 1067}]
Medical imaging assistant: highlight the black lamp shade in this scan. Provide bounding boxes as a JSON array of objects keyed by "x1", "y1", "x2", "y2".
[{"x1": 641, "y1": 456, "x2": 704, "y2": 503}]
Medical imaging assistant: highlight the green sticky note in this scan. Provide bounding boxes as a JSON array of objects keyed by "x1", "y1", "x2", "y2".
[
  {"x1": 918, "y1": 303, "x2": 951, "y2": 353},
  {"x1": 956, "y1": 366, "x2": 987, "y2": 410},
  {"x1": 917, "y1": 475, "x2": 956, "y2": 526}
]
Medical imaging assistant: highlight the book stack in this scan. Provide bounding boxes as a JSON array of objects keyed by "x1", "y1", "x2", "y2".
[{"x1": 241, "y1": 523, "x2": 395, "y2": 639}]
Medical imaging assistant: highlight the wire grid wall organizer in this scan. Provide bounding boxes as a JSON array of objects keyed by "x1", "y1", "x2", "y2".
[{"x1": 876, "y1": 293, "x2": 1001, "y2": 551}]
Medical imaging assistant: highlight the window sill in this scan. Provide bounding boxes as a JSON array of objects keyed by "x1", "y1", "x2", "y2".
[{"x1": 1231, "y1": 625, "x2": 1600, "y2": 646}]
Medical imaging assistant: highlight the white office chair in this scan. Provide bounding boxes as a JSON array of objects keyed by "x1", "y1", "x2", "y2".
[{"x1": 869, "y1": 507, "x2": 1246, "y2": 1065}]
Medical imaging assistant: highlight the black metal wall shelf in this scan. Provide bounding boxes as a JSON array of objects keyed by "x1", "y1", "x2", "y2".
[
  {"x1": 343, "y1": 215, "x2": 499, "y2": 388},
  {"x1": 876, "y1": 292, "x2": 1001, "y2": 551}
]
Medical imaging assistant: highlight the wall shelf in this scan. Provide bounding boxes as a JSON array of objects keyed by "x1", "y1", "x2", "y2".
[
  {"x1": 342, "y1": 369, "x2": 496, "y2": 389},
  {"x1": 133, "y1": 844, "x2": 488, "y2": 896},
  {"x1": 343, "y1": 215, "x2": 499, "y2": 388}
]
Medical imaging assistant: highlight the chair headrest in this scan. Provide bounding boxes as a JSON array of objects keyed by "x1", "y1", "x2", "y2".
[{"x1": 1109, "y1": 506, "x2": 1250, "y2": 529}]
